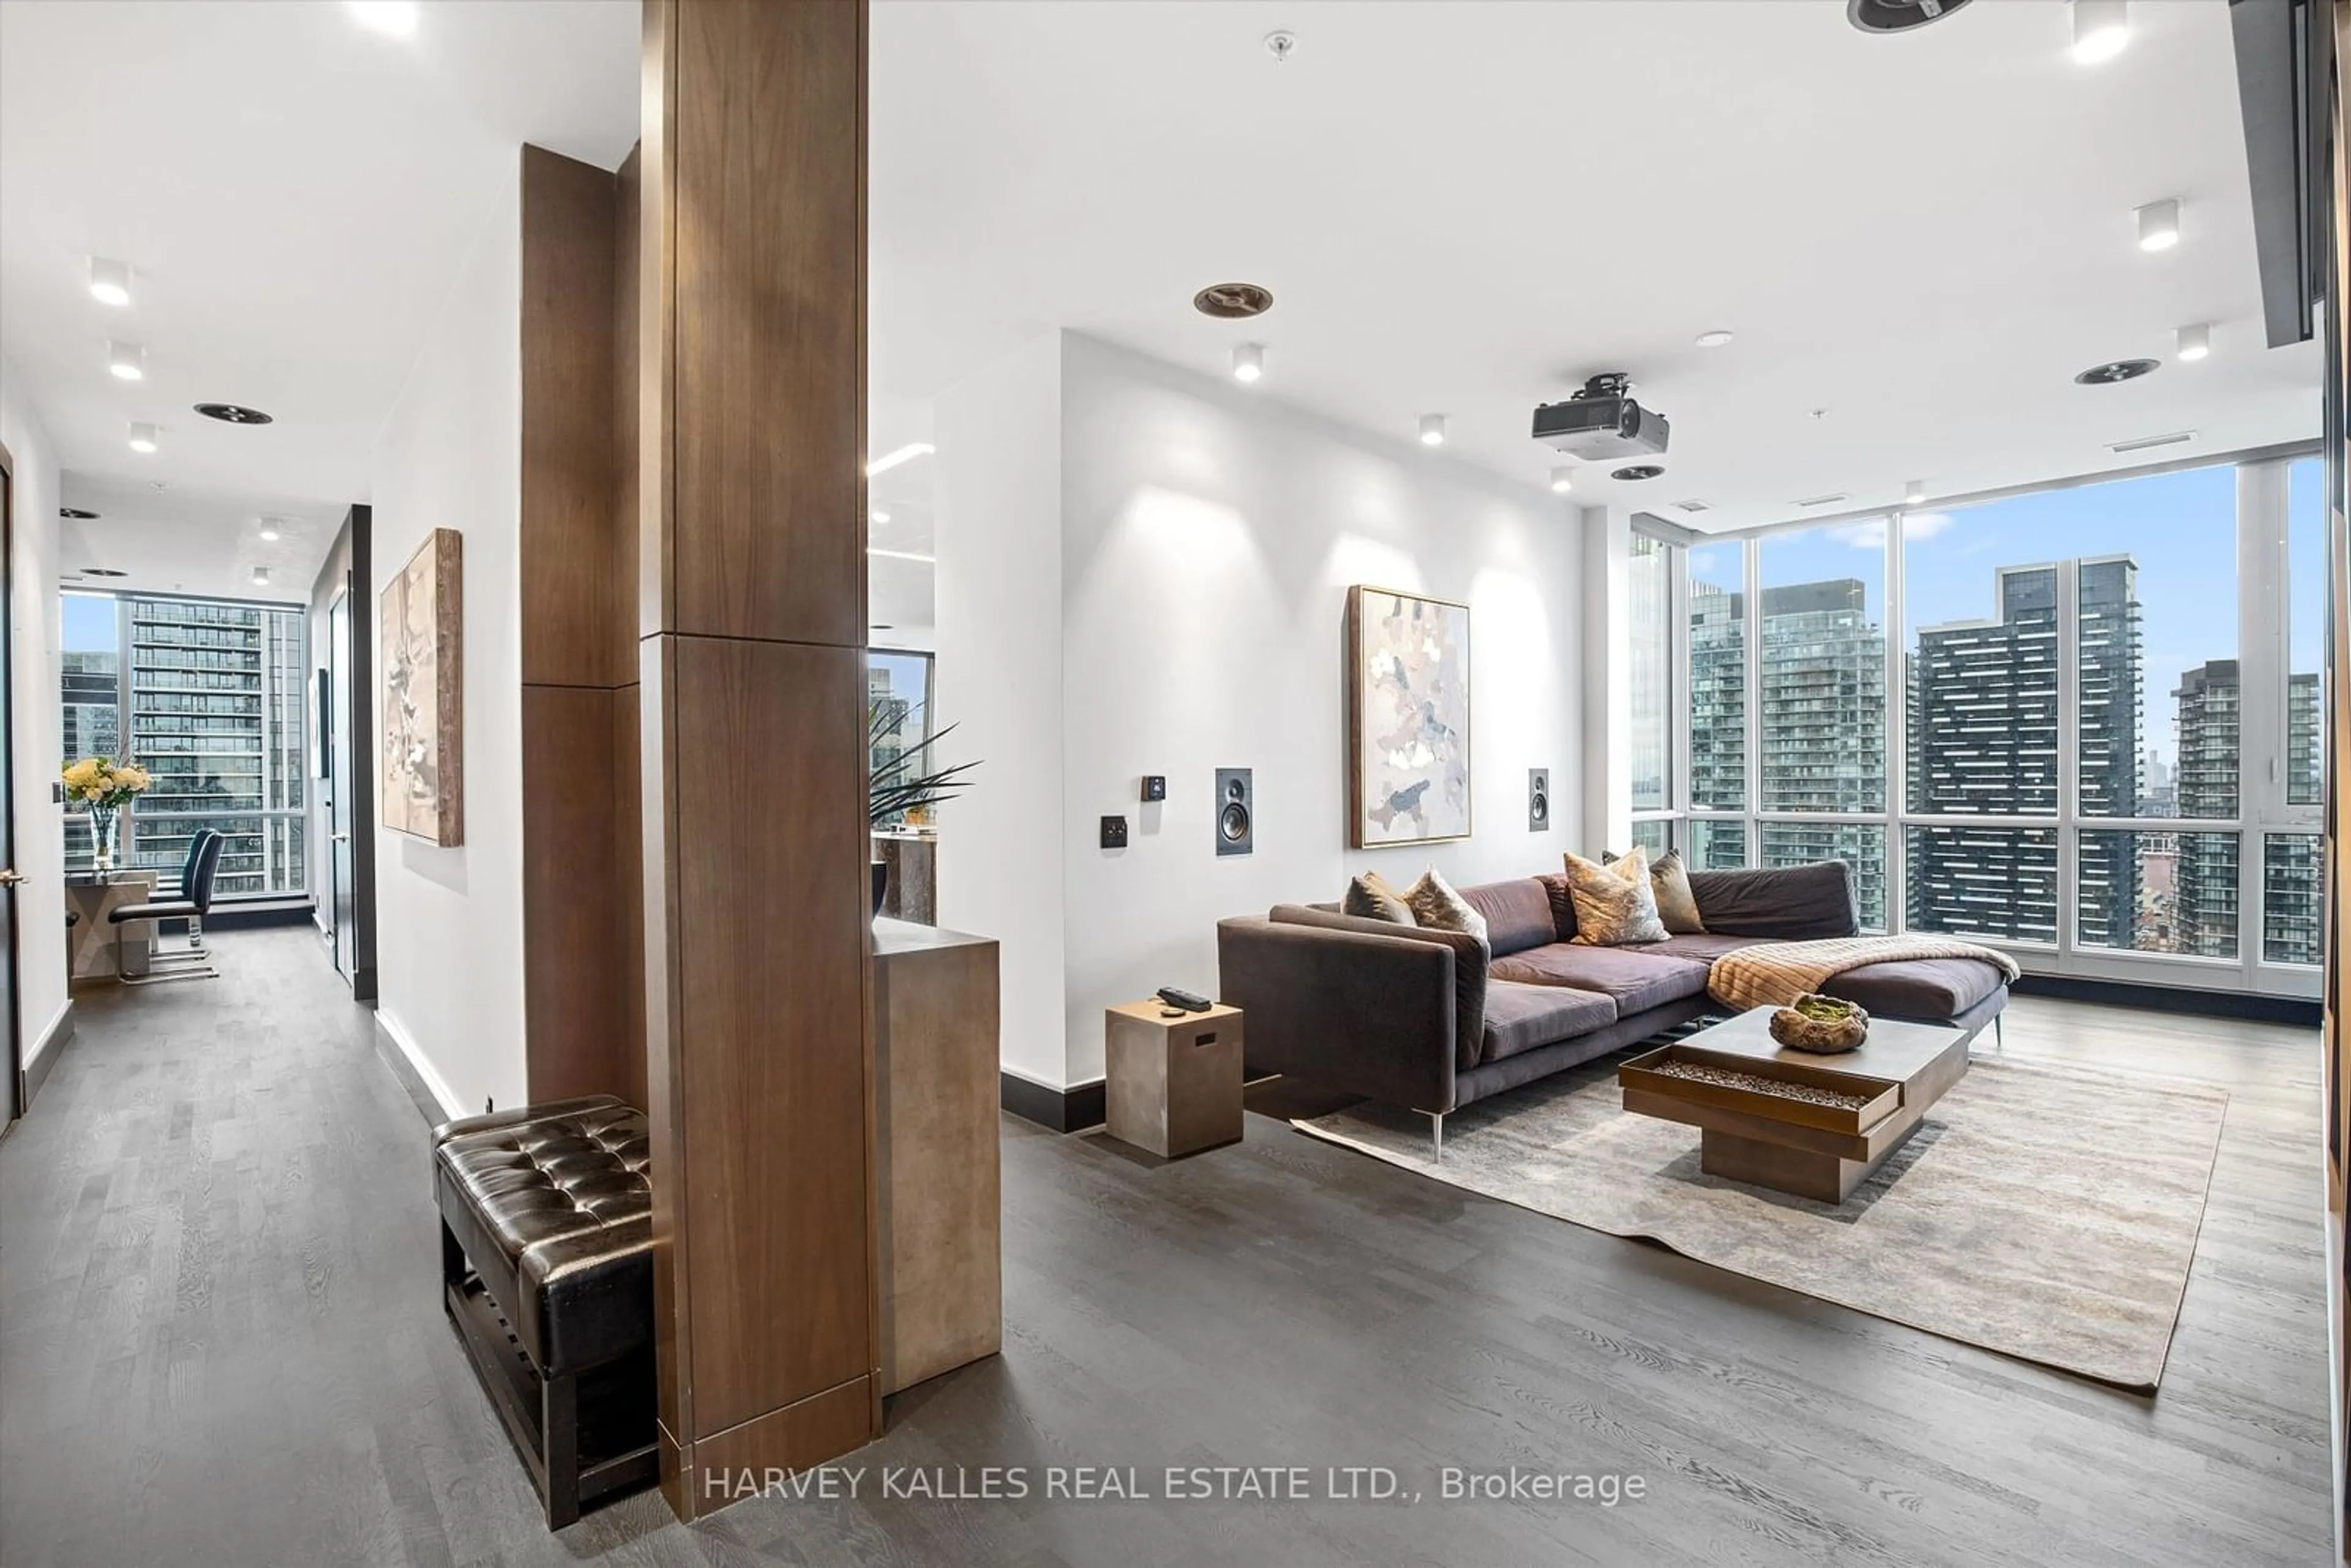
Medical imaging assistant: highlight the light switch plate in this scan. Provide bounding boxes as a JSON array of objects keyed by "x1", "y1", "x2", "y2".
[
  {"x1": 1101, "y1": 815, "x2": 1130, "y2": 849},
  {"x1": 1141, "y1": 775, "x2": 1167, "y2": 802}
]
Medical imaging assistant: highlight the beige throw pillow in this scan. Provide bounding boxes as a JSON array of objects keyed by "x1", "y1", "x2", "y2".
[
  {"x1": 1403, "y1": 868, "x2": 1488, "y2": 945},
  {"x1": 1647, "y1": 849, "x2": 1706, "y2": 934},
  {"x1": 1563, "y1": 848, "x2": 1668, "y2": 946},
  {"x1": 1342, "y1": 869, "x2": 1415, "y2": 925}
]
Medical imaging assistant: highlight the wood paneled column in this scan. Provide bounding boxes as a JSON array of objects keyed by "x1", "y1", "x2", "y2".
[{"x1": 637, "y1": 0, "x2": 877, "y2": 1519}]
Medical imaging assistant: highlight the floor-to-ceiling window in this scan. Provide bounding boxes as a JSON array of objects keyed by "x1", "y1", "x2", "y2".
[
  {"x1": 59, "y1": 590, "x2": 309, "y2": 899},
  {"x1": 1634, "y1": 452, "x2": 2320, "y2": 998}
]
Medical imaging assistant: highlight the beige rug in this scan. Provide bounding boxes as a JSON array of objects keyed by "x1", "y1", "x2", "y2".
[{"x1": 1294, "y1": 1053, "x2": 2229, "y2": 1391}]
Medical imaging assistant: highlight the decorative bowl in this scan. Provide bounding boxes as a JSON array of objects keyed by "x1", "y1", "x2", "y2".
[{"x1": 1768, "y1": 994, "x2": 1870, "y2": 1054}]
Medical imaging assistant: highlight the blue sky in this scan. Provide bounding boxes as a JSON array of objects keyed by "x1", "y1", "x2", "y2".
[
  {"x1": 61, "y1": 592, "x2": 116, "y2": 655},
  {"x1": 1689, "y1": 457, "x2": 2322, "y2": 771}
]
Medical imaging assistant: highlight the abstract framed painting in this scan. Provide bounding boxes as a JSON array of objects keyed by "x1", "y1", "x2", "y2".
[
  {"x1": 381, "y1": 527, "x2": 465, "y2": 846},
  {"x1": 1346, "y1": 585, "x2": 1471, "y2": 849}
]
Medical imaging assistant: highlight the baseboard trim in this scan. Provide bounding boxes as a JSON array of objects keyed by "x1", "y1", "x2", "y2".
[
  {"x1": 373, "y1": 1010, "x2": 463, "y2": 1127},
  {"x1": 999, "y1": 1070, "x2": 1106, "y2": 1133},
  {"x1": 18, "y1": 1001, "x2": 76, "y2": 1112},
  {"x1": 2011, "y1": 972, "x2": 2323, "y2": 1026}
]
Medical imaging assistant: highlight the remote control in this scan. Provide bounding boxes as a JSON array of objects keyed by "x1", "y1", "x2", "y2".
[{"x1": 1156, "y1": 986, "x2": 1213, "y2": 1013}]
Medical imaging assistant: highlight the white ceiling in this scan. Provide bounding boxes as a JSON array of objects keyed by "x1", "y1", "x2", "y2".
[
  {"x1": 0, "y1": 0, "x2": 2317, "y2": 611},
  {"x1": 58, "y1": 475, "x2": 349, "y2": 599},
  {"x1": 0, "y1": 0, "x2": 639, "y2": 596},
  {"x1": 871, "y1": 0, "x2": 2319, "y2": 533}
]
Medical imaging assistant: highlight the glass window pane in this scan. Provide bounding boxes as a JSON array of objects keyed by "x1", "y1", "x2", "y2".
[
  {"x1": 1627, "y1": 818, "x2": 1669, "y2": 857},
  {"x1": 1905, "y1": 542, "x2": 2059, "y2": 817},
  {"x1": 1906, "y1": 825, "x2": 2058, "y2": 942},
  {"x1": 2264, "y1": 833, "x2": 2322, "y2": 965},
  {"x1": 1688, "y1": 542, "x2": 1745, "y2": 811},
  {"x1": 2077, "y1": 828, "x2": 2236, "y2": 957},
  {"x1": 867, "y1": 650, "x2": 936, "y2": 829},
  {"x1": 1628, "y1": 536, "x2": 1672, "y2": 813},
  {"x1": 2290, "y1": 458, "x2": 2325, "y2": 808},
  {"x1": 1689, "y1": 819, "x2": 1746, "y2": 871},
  {"x1": 1758, "y1": 524, "x2": 1886, "y2": 814},
  {"x1": 1760, "y1": 821, "x2": 1887, "y2": 932}
]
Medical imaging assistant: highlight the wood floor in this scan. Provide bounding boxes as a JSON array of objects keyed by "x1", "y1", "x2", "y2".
[{"x1": 0, "y1": 928, "x2": 2332, "y2": 1566}]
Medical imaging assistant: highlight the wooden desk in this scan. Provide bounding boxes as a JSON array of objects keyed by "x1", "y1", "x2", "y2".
[
  {"x1": 871, "y1": 917, "x2": 1000, "y2": 1395},
  {"x1": 64, "y1": 872, "x2": 159, "y2": 984}
]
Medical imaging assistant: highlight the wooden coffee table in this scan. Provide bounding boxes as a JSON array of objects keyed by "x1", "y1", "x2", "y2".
[{"x1": 1619, "y1": 1008, "x2": 1968, "y2": 1202}]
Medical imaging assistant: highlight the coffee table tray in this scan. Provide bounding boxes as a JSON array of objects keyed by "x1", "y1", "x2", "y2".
[{"x1": 1619, "y1": 1041, "x2": 1902, "y2": 1138}]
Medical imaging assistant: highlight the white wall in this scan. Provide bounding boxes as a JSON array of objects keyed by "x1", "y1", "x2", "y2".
[
  {"x1": 937, "y1": 331, "x2": 1583, "y2": 1090},
  {"x1": 367, "y1": 183, "x2": 524, "y2": 1120},
  {"x1": 1, "y1": 357, "x2": 69, "y2": 1065},
  {"x1": 1580, "y1": 503, "x2": 1632, "y2": 852},
  {"x1": 933, "y1": 332, "x2": 1067, "y2": 1087}
]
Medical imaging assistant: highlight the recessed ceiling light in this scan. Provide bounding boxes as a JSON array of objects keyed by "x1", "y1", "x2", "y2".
[
  {"x1": 2074, "y1": 357, "x2": 2160, "y2": 385},
  {"x1": 195, "y1": 402, "x2": 273, "y2": 425},
  {"x1": 868, "y1": 547, "x2": 936, "y2": 564},
  {"x1": 252, "y1": 566, "x2": 271, "y2": 587},
  {"x1": 1904, "y1": 479, "x2": 1927, "y2": 507},
  {"x1": 1419, "y1": 414, "x2": 1446, "y2": 447},
  {"x1": 1794, "y1": 491, "x2": 1850, "y2": 508},
  {"x1": 2135, "y1": 198, "x2": 2181, "y2": 253},
  {"x1": 258, "y1": 520, "x2": 282, "y2": 542},
  {"x1": 88, "y1": 257, "x2": 131, "y2": 307},
  {"x1": 2175, "y1": 322, "x2": 2211, "y2": 362},
  {"x1": 2108, "y1": 429, "x2": 2195, "y2": 454},
  {"x1": 108, "y1": 342, "x2": 146, "y2": 381},
  {"x1": 869, "y1": 508, "x2": 890, "y2": 525},
  {"x1": 60, "y1": 507, "x2": 99, "y2": 520},
  {"x1": 348, "y1": 1, "x2": 419, "y2": 37},
  {"x1": 1193, "y1": 282, "x2": 1274, "y2": 320},
  {"x1": 1613, "y1": 465, "x2": 1665, "y2": 482},
  {"x1": 2071, "y1": 0, "x2": 2129, "y2": 64},
  {"x1": 1549, "y1": 467, "x2": 1575, "y2": 495},
  {"x1": 127, "y1": 421, "x2": 159, "y2": 454},
  {"x1": 1674, "y1": 499, "x2": 1712, "y2": 514},
  {"x1": 1232, "y1": 342, "x2": 1265, "y2": 384},
  {"x1": 1695, "y1": 329, "x2": 1734, "y2": 349},
  {"x1": 83, "y1": 567, "x2": 127, "y2": 579},
  {"x1": 1847, "y1": 0, "x2": 1977, "y2": 35},
  {"x1": 864, "y1": 441, "x2": 934, "y2": 477}
]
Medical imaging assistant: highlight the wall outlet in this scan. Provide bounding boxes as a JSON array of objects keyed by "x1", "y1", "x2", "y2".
[
  {"x1": 1141, "y1": 775, "x2": 1166, "y2": 802},
  {"x1": 1100, "y1": 815, "x2": 1130, "y2": 849}
]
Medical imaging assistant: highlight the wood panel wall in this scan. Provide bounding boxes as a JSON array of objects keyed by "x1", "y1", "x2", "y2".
[
  {"x1": 520, "y1": 143, "x2": 646, "y2": 1109},
  {"x1": 637, "y1": 0, "x2": 878, "y2": 1519}
]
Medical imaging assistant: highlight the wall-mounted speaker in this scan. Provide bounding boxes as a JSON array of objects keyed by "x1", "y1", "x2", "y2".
[
  {"x1": 1214, "y1": 768, "x2": 1253, "y2": 856},
  {"x1": 1528, "y1": 768, "x2": 1550, "y2": 833}
]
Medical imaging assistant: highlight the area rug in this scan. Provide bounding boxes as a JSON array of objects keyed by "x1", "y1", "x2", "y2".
[{"x1": 1294, "y1": 1054, "x2": 2228, "y2": 1390}]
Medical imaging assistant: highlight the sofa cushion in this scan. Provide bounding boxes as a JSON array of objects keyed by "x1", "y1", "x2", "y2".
[
  {"x1": 1685, "y1": 860, "x2": 1859, "y2": 939},
  {"x1": 1481, "y1": 980, "x2": 1617, "y2": 1063},
  {"x1": 1488, "y1": 941, "x2": 1711, "y2": 1016},
  {"x1": 1459, "y1": 878, "x2": 1559, "y2": 958},
  {"x1": 1639, "y1": 932, "x2": 1769, "y2": 964},
  {"x1": 1604, "y1": 847, "x2": 1706, "y2": 934},
  {"x1": 1821, "y1": 957, "x2": 2007, "y2": 1021},
  {"x1": 1537, "y1": 872, "x2": 1578, "y2": 942}
]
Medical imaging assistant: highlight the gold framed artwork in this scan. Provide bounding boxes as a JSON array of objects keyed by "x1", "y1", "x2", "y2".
[
  {"x1": 1345, "y1": 585, "x2": 1472, "y2": 849},
  {"x1": 381, "y1": 527, "x2": 465, "y2": 846}
]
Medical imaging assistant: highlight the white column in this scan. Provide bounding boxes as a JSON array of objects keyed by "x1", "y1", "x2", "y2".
[{"x1": 1580, "y1": 504, "x2": 1632, "y2": 852}]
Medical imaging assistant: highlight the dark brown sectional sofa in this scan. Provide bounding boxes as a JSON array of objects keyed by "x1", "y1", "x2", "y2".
[{"x1": 1217, "y1": 860, "x2": 2009, "y2": 1130}]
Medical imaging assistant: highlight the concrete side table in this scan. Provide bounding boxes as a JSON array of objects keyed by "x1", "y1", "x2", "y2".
[{"x1": 1104, "y1": 999, "x2": 1245, "y2": 1158}]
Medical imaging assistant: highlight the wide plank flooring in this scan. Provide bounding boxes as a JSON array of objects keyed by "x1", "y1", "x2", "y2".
[{"x1": 0, "y1": 928, "x2": 2331, "y2": 1565}]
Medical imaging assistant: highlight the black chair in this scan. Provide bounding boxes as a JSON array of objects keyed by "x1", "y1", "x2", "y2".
[{"x1": 108, "y1": 829, "x2": 224, "y2": 984}]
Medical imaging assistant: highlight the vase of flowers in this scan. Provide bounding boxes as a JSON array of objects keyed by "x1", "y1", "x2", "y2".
[{"x1": 61, "y1": 757, "x2": 152, "y2": 875}]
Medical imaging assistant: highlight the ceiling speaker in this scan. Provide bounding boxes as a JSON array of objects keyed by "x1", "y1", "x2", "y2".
[{"x1": 1214, "y1": 768, "x2": 1253, "y2": 857}]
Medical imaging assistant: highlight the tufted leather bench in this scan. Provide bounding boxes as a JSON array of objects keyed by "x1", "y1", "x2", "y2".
[{"x1": 433, "y1": 1095, "x2": 658, "y2": 1528}]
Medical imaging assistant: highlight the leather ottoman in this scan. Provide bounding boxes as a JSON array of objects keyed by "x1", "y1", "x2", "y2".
[{"x1": 433, "y1": 1095, "x2": 658, "y2": 1528}]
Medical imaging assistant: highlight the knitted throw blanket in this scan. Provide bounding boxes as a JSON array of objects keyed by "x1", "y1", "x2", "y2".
[{"x1": 1706, "y1": 934, "x2": 2021, "y2": 1013}]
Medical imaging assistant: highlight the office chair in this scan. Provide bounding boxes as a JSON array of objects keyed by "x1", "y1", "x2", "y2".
[{"x1": 109, "y1": 828, "x2": 225, "y2": 985}]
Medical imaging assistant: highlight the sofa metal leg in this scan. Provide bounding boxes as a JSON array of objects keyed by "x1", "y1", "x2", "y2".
[
  {"x1": 1993, "y1": 1013, "x2": 2004, "y2": 1054},
  {"x1": 1430, "y1": 1112, "x2": 1444, "y2": 1163}
]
